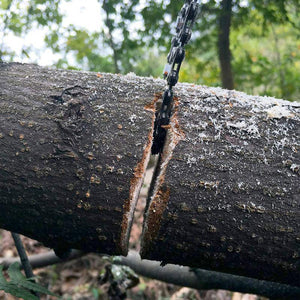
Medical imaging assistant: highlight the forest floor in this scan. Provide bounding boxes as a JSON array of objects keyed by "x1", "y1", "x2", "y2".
[{"x1": 0, "y1": 167, "x2": 266, "y2": 300}]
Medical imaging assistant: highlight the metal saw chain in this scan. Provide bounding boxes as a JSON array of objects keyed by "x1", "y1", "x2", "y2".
[{"x1": 152, "y1": 0, "x2": 199, "y2": 154}]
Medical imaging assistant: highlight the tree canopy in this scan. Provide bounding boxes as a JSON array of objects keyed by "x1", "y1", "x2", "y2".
[{"x1": 0, "y1": 0, "x2": 299, "y2": 100}]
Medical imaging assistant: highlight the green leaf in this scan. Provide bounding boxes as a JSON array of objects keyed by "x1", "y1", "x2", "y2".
[
  {"x1": 0, "y1": 263, "x2": 58, "y2": 299},
  {"x1": 22, "y1": 49, "x2": 30, "y2": 58},
  {"x1": 8, "y1": 263, "x2": 57, "y2": 296},
  {"x1": 0, "y1": 265, "x2": 38, "y2": 300},
  {"x1": 0, "y1": 283, "x2": 39, "y2": 300}
]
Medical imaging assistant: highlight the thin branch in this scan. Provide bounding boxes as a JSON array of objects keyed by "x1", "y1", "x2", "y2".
[
  {"x1": 116, "y1": 251, "x2": 300, "y2": 299},
  {"x1": 11, "y1": 232, "x2": 35, "y2": 279},
  {"x1": 1, "y1": 250, "x2": 299, "y2": 299},
  {"x1": 0, "y1": 249, "x2": 84, "y2": 270},
  {"x1": 11, "y1": 232, "x2": 40, "y2": 299}
]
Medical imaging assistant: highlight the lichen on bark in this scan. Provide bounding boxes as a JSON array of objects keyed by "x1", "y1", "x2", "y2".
[
  {"x1": 141, "y1": 83, "x2": 300, "y2": 286},
  {"x1": 0, "y1": 62, "x2": 162, "y2": 255}
]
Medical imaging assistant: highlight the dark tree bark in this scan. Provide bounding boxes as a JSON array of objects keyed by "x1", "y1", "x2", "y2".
[
  {"x1": 1, "y1": 63, "x2": 299, "y2": 288},
  {"x1": 141, "y1": 85, "x2": 300, "y2": 287},
  {"x1": 218, "y1": 0, "x2": 234, "y2": 89},
  {"x1": 0, "y1": 62, "x2": 159, "y2": 255}
]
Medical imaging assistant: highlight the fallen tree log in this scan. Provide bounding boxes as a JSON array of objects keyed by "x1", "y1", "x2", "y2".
[
  {"x1": 0, "y1": 62, "x2": 299, "y2": 287},
  {"x1": 0, "y1": 62, "x2": 160, "y2": 255}
]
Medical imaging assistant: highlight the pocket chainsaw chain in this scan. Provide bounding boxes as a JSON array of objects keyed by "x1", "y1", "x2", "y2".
[{"x1": 151, "y1": 0, "x2": 199, "y2": 154}]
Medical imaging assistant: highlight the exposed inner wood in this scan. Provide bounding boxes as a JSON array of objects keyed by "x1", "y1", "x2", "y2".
[
  {"x1": 141, "y1": 100, "x2": 185, "y2": 253},
  {"x1": 120, "y1": 109, "x2": 155, "y2": 253}
]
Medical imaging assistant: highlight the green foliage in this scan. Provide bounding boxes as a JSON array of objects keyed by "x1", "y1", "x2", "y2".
[
  {"x1": 141, "y1": 0, "x2": 176, "y2": 47},
  {"x1": 0, "y1": 0, "x2": 69, "y2": 60},
  {"x1": 230, "y1": 9, "x2": 300, "y2": 100},
  {"x1": 66, "y1": 27, "x2": 100, "y2": 61},
  {"x1": 0, "y1": 0, "x2": 11, "y2": 10},
  {"x1": 99, "y1": 0, "x2": 143, "y2": 73},
  {"x1": 0, "y1": 262, "x2": 57, "y2": 300},
  {"x1": 26, "y1": 0, "x2": 63, "y2": 27},
  {"x1": 139, "y1": 0, "x2": 299, "y2": 100}
]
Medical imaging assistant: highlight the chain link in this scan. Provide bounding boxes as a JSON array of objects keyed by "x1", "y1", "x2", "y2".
[{"x1": 152, "y1": 0, "x2": 199, "y2": 154}]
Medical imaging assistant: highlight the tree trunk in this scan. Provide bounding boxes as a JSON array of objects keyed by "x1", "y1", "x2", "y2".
[
  {"x1": 141, "y1": 86, "x2": 300, "y2": 287},
  {"x1": 218, "y1": 0, "x2": 234, "y2": 89},
  {"x1": 0, "y1": 62, "x2": 159, "y2": 255},
  {"x1": 1, "y1": 63, "x2": 299, "y2": 287},
  {"x1": 102, "y1": 0, "x2": 121, "y2": 74}
]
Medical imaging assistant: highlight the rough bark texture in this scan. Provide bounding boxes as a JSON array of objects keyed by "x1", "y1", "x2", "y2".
[
  {"x1": 141, "y1": 83, "x2": 300, "y2": 287},
  {"x1": 1, "y1": 62, "x2": 300, "y2": 288},
  {"x1": 0, "y1": 62, "x2": 161, "y2": 255}
]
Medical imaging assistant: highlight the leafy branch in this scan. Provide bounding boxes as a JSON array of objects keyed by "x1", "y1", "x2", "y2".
[{"x1": 0, "y1": 262, "x2": 57, "y2": 300}]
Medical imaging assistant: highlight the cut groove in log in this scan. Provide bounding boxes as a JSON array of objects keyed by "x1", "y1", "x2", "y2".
[
  {"x1": 119, "y1": 104, "x2": 155, "y2": 252},
  {"x1": 141, "y1": 97, "x2": 185, "y2": 252},
  {"x1": 0, "y1": 62, "x2": 163, "y2": 255},
  {"x1": 141, "y1": 84, "x2": 300, "y2": 287}
]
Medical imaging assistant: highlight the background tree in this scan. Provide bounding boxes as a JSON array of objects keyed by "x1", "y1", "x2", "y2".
[
  {"x1": 139, "y1": 0, "x2": 300, "y2": 99},
  {"x1": 217, "y1": 0, "x2": 234, "y2": 89}
]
